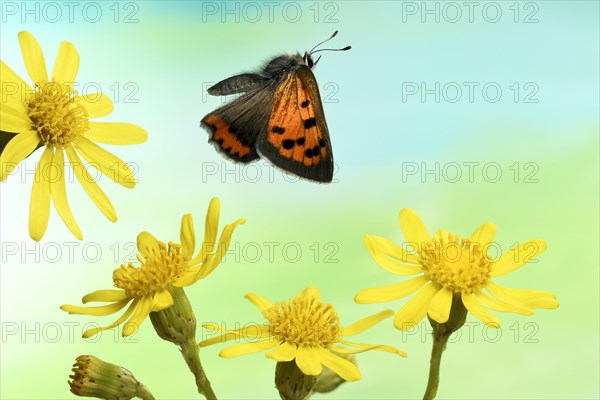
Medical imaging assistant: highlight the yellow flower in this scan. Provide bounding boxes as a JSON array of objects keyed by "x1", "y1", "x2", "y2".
[
  {"x1": 355, "y1": 209, "x2": 559, "y2": 330},
  {"x1": 199, "y1": 286, "x2": 406, "y2": 382},
  {"x1": 0, "y1": 31, "x2": 148, "y2": 241},
  {"x1": 61, "y1": 198, "x2": 245, "y2": 337}
]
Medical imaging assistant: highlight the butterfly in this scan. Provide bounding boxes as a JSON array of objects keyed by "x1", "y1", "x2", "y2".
[{"x1": 201, "y1": 31, "x2": 350, "y2": 183}]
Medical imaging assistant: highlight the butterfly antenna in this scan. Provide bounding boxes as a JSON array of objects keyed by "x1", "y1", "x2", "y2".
[
  {"x1": 311, "y1": 45, "x2": 352, "y2": 54},
  {"x1": 309, "y1": 30, "x2": 342, "y2": 54}
]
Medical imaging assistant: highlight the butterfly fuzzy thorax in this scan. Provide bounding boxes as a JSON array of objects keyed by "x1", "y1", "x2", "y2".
[
  {"x1": 200, "y1": 36, "x2": 348, "y2": 183},
  {"x1": 262, "y1": 53, "x2": 308, "y2": 78}
]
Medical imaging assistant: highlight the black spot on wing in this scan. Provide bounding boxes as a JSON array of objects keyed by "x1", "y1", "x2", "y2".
[{"x1": 303, "y1": 118, "x2": 317, "y2": 129}]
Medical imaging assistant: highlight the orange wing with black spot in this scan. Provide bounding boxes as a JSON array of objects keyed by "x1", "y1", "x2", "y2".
[
  {"x1": 257, "y1": 66, "x2": 334, "y2": 182},
  {"x1": 202, "y1": 114, "x2": 257, "y2": 162}
]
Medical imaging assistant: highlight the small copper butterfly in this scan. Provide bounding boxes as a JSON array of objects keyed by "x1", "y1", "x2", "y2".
[{"x1": 201, "y1": 31, "x2": 350, "y2": 183}]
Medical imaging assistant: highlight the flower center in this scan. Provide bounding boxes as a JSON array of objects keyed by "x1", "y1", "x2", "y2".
[
  {"x1": 113, "y1": 241, "x2": 188, "y2": 298},
  {"x1": 27, "y1": 80, "x2": 89, "y2": 146},
  {"x1": 264, "y1": 297, "x2": 341, "y2": 347},
  {"x1": 419, "y1": 229, "x2": 492, "y2": 294}
]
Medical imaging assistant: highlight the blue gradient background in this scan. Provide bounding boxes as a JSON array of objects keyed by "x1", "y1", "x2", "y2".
[{"x1": 0, "y1": 1, "x2": 598, "y2": 399}]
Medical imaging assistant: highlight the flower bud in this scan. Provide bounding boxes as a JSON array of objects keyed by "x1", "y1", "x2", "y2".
[
  {"x1": 275, "y1": 360, "x2": 317, "y2": 400},
  {"x1": 149, "y1": 286, "x2": 196, "y2": 347},
  {"x1": 428, "y1": 294, "x2": 468, "y2": 340},
  {"x1": 68, "y1": 355, "x2": 153, "y2": 400}
]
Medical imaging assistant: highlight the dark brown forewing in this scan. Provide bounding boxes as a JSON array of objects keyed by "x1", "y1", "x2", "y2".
[{"x1": 201, "y1": 80, "x2": 277, "y2": 163}]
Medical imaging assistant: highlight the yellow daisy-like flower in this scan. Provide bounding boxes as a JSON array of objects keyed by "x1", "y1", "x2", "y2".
[
  {"x1": 199, "y1": 286, "x2": 406, "y2": 382},
  {"x1": 61, "y1": 198, "x2": 245, "y2": 338},
  {"x1": 0, "y1": 31, "x2": 148, "y2": 241},
  {"x1": 355, "y1": 209, "x2": 559, "y2": 330}
]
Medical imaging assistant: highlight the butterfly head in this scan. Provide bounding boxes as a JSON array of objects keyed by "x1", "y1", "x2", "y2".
[{"x1": 303, "y1": 52, "x2": 317, "y2": 69}]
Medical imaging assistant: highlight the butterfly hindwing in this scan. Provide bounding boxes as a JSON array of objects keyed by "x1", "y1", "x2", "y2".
[
  {"x1": 208, "y1": 73, "x2": 268, "y2": 96},
  {"x1": 201, "y1": 81, "x2": 276, "y2": 163},
  {"x1": 257, "y1": 66, "x2": 334, "y2": 182}
]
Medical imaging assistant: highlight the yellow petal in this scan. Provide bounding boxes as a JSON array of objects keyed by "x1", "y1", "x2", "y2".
[
  {"x1": 238, "y1": 324, "x2": 272, "y2": 338},
  {"x1": 266, "y1": 342, "x2": 298, "y2": 362},
  {"x1": 151, "y1": 289, "x2": 174, "y2": 311},
  {"x1": 199, "y1": 331, "x2": 240, "y2": 347},
  {"x1": 190, "y1": 197, "x2": 221, "y2": 265},
  {"x1": 51, "y1": 41, "x2": 79, "y2": 85},
  {"x1": 201, "y1": 323, "x2": 229, "y2": 332},
  {"x1": 297, "y1": 286, "x2": 320, "y2": 300},
  {"x1": 82, "y1": 299, "x2": 139, "y2": 338},
  {"x1": 171, "y1": 268, "x2": 202, "y2": 288},
  {"x1": 176, "y1": 216, "x2": 246, "y2": 286},
  {"x1": 180, "y1": 214, "x2": 196, "y2": 259},
  {"x1": 219, "y1": 339, "x2": 279, "y2": 358},
  {"x1": 205, "y1": 197, "x2": 221, "y2": 244},
  {"x1": 65, "y1": 145, "x2": 117, "y2": 221},
  {"x1": 28, "y1": 146, "x2": 52, "y2": 241},
  {"x1": 474, "y1": 291, "x2": 533, "y2": 316},
  {"x1": 334, "y1": 341, "x2": 407, "y2": 357},
  {"x1": 74, "y1": 137, "x2": 136, "y2": 188},
  {"x1": 245, "y1": 293, "x2": 274, "y2": 313},
  {"x1": 295, "y1": 346, "x2": 323, "y2": 376},
  {"x1": 200, "y1": 323, "x2": 271, "y2": 347},
  {"x1": 122, "y1": 295, "x2": 153, "y2": 336},
  {"x1": 80, "y1": 94, "x2": 113, "y2": 118},
  {"x1": 0, "y1": 130, "x2": 39, "y2": 182},
  {"x1": 60, "y1": 299, "x2": 130, "y2": 316},
  {"x1": 86, "y1": 122, "x2": 148, "y2": 145},
  {"x1": 354, "y1": 275, "x2": 429, "y2": 304},
  {"x1": 137, "y1": 231, "x2": 159, "y2": 258},
  {"x1": 393, "y1": 283, "x2": 438, "y2": 330},
  {"x1": 18, "y1": 31, "x2": 48, "y2": 83},
  {"x1": 364, "y1": 235, "x2": 422, "y2": 274},
  {"x1": 316, "y1": 347, "x2": 361, "y2": 382},
  {"x1": 200, "y1": 323, "x2": 240, "y2": 347},
  {"x1": 51, "y1": 149, "x2": 82, "y2": 240},
  {"x1": 461, "y1": 293, "x2": 500, "y2": 328},
  {"x1": 82, "y1": 290, "x2": 128, "y2": 303},
  {"x1": 486, "y1": 282, "x2": 559, "y2": 310},
  {"x1": 190, "y1": 219, "x2": 246, "y2": 281},
  {"x1": 427, "y1": 287, "x2": 453, "y2": 323},
  {"x1": 470, "y1": 222, "x2": 496, "y2": 247},
  {"x1": 0, "y1": 102, "x2": 32, "y2": 132},
  {"x1": 1, "y1": 60, "x2": 33, "y2": 111},
  {"x1": 399, "y1": 208, "x2": 431, "y2": 252},
  {"x1": 492, "y1": 240, "x2": 548, "y2": 277},
  {"x1": 341, "y1": 310, "x2": 393, "y2": 337}
]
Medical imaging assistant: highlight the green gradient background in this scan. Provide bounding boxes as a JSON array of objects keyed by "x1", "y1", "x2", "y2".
[{"x1": 0, "y1": 1, "x2": 598, "y2": 399}]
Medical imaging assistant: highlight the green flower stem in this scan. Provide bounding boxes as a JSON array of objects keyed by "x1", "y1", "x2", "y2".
[
  {"x1": 181, "y1": 339, "x2": 217, "y2": 400},
  {"x1": 423, "y1": 294, "x2": 467, "y2": 400},
  {"x1": 149, "y1": 287, "x2": 217, "y2": 399},
  {"x1": 136, "y1": 384, "x2": 156, "y2": 400},
  {"x1": 423, "y1": 335, "x2": 448, "y2": 400}
]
